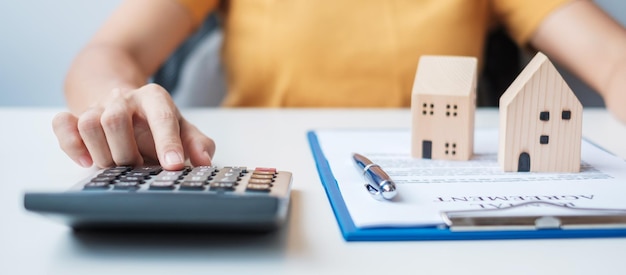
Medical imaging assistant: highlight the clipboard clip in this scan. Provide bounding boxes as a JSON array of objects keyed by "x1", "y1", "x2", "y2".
[{"x1": 441, "y1": 201, "x2": 626, "y2": 231}]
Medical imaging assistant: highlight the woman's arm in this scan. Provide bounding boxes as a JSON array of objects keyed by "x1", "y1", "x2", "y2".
[
  {"x1": 530, "y1": 0, "x2": 626, "y2": 122},
  {"x1": 65, "y1": 0, "x2": 195, "y2": 112},
  {"x1": 55, "y1": 0, "x2": 216, "y2": 170}
]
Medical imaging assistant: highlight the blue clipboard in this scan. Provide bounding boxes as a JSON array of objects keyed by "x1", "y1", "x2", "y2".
[{"x1": 307, "y1": 131, "x2": 626, "y2": 241}]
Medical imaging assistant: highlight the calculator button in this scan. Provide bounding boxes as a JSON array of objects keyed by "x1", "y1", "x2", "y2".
[
  {"x1": 106, "y1": 166, "x2": 132, "y2": 173},
  {"x1": 215, "y1": 176, "x2": 239, "y2": 183},
  {"x1": 246, "y1": 183, "x2": 272, "y2": 192},
  {"x1": 153, "y1": 175, "x2": 181, "y2": 182},
  {"x1": 117, "y1": 176, "x2": 144, "y2": 183},
  {"x1": 250, "y1": 174, "x2": 274, "y2": 180},
  {"x1": 252, "y1": 171, "x2": 275, "y2": 175},
  {"x1": 126, "y1": 171, "x2": 151, "y2": 178},
  {"x1": 154, "y1": 171, "x2": 184, "y2": 179},
  {"x1": 225, "y1": 166, "x2": 247, "y2": 173},
  {"x1": 252, "y1": 170, "x2": 276, "y2": 175},
  {"x1": 98, "y1": 171, "x2": 123, "y2": 178},
  {"x1": 254, "y1": 167, "x2": 276, "y2": 173},
  {"x1": 209, "y1": 182, "x2": 236, "y2": 191},
  {"x1": 181, "y1": 175, "x2": 210, "y2": 182},
  {"x1": 179, "y1": 181, "x2": 205, "y2": 191},
  {"x1": 158, "y1": 171, "x2": 185, "y2": 176},
  {"x1": 113, "y1": 181, "x2": 139, "y2": 190},
  {"x1": 133, "y1": 166, "x2": 163, "y2": 174},
  {"x1": 248, "y1": 178, "x2": 273, "y2": 185},
  {"x1": 187, "y1": 171, "x2": 214, "y2": 178},
  {"x1": 150, "y1": 181, "x2": 175, "y2": 190},
  {"x1": 84, "y1": 181, "x2": 110, "y2": 190},
  {"x1": 91, "y1": 176, "x2": 117, "y2": 183},
  {"x1": 191, "y1": 166, "x2": 217, "y2": 173}
]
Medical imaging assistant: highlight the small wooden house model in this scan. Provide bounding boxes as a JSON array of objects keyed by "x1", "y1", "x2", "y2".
[
  {"x1": 498, "y1": 52, "x2": 582, "y2": 172},
  {"x1": 411, "y1": 56, "x2": 477, "y2": 160}
]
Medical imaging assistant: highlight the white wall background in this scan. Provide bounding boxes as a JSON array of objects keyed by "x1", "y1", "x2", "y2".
[
  {"x1": 0, "y1": 0, "x2": 625, "y2": 107},
  {"x1": 0, "y1": 0, "x2": 122, "y2": 106}
]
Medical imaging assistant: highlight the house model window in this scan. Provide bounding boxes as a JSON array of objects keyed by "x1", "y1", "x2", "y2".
[
  {"x1": 421, "y1": 103, "x2": 434, "y2": 115},
  {"x1": 446, "y1": 104, "x2": 458, "y2": 117},
  {"x1": 562, "y1": 110, "x2": 572, "y2": 120}
]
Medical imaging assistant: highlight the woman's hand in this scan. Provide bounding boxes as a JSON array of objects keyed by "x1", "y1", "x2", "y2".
[{"x1": 52, "y1": 84, "x2": 215, "y2": 170}]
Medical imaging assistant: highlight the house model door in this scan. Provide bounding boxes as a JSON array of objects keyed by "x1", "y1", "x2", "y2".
[
  {"x1": 422, "y1": 140, "x2": 432, "y2": 159},
  {"x1": 518, "y1": 152, "x2": 530, "y2": 172}
]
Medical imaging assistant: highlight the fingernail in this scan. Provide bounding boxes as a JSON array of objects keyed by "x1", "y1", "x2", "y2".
[{"x1": 164, "y1": 150, "x2": 183, "y2": 165}]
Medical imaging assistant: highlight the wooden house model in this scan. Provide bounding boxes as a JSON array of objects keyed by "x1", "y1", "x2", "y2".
[
  {"x1": 411, "y1": 56, "x2": 477, "y2": 160},
  {"x1": 498, "y1": 52, "x2": 583, "y2": 172}
]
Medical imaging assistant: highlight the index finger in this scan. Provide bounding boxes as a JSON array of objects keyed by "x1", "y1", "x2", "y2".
[{"x1": 135, "y1": 84, "x2": 185, "y2": 170}]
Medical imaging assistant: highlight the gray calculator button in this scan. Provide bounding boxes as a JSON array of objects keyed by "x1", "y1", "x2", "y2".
[
  {"x1": 132, "y1": 166, "x2": 162, "y2": 175},
  {"x1": 187, "y1": 171, "x2": 213, "y2": 177},
  {"x1": 106, "y1": 166, "x2": 132, "y2": 173},
  {"x1": 150, "y1": 181, "x2": 175, "y2": 190},
  {"x1": 154, "y1": 171, "x2": 184, "y2": 181},
  {"x1": 209, "y1": 182, "x2": 236, "y2": 191},
  {"x1": 114, "y1": 181, "x2": 139, "y2": 190},
  {"x1": 153, "y1": 171, "x2": 183, "y2": 181},
  {"x1": 153, "y1": 175, "x2": 180, "y2": 182},
  {"x1": 179, "y1": 181, "x2": 205, "y2": 191},
  {"x1": 158, "y1": 171, "x2": 184, "y2": 176},
  {"x1": 117, "y1": 176, "x2": 144, "y2": 183},
  {"x1": 91, "y1": 176, "x2": 117, "y2": 183},
  {"x1": 126, "y1": 171, "x2": 151, "y2": 178},
  {"x1": 182, "y1": 175, "x2": 210, "y2": 182},
  {"x1": 216, "y1": 176, "x2": 238, "y2": 183},
  {"x1": 98, "y1": 171, "x2": 123, "y2": 177},
  {"x1": 225, "y1": 166, "x2": 247, "y2": 173},
  {"x1": 191, "y1": 166, "x2": 216, "y2": 173},
  {"x1": 84, "y1": 181, "x2": 110, "y2": 190}
]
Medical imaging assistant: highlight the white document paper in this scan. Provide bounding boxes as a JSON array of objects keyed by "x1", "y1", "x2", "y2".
[{"x1": 315, "y1": 129, "x2": 626, "y2": 228}]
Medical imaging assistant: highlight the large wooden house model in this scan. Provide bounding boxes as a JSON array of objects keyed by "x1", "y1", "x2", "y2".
[
  {"x1": 498, "y1": 52, "x2": 583, "y2": 172},
  {"x1": 411, "y1": 56, "x2": 477, "y2": 161}
]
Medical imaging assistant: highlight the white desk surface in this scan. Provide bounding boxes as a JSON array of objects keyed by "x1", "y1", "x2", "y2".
[{"x1": 2, "y1": 107, "x2": 626, "y2": 275}]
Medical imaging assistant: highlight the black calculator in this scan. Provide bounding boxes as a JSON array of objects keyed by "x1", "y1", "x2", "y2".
[{"x1": 23, "y1": 166, "x2": 292, "y2": 231}]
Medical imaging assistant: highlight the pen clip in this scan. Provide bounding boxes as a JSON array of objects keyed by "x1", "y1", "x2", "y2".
[{"x1": 364, "y1": 182, "x2": 384, "y2": 200}]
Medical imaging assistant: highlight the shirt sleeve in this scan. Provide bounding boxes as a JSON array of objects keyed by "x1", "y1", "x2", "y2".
[
  {"x1": 175, "y1": 0, "x2": 219, "y2": 27},
  {"x1": 491, "y1": 0, "x2": 574, "y2": 45}
]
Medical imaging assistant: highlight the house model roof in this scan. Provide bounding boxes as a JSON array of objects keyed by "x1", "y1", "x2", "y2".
[
  {"x1": 499, "y1": 52, "x2": 576, "y2": 107},
  {"x1": 412, "y1": 56, "x2": 477, "y2": 96}
]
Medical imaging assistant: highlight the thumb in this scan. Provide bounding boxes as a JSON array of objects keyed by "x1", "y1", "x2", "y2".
[{"x1": 180, "y1": 119, "x2": 216, "y2": 166}]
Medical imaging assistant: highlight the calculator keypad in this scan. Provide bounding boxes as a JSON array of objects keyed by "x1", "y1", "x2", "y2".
[
  {"x1": 81, "y1": 166, "x2": 290, "y2": 196},
  {"x1": 245, "y1": 168, "x2": 276, "y2": 192}
]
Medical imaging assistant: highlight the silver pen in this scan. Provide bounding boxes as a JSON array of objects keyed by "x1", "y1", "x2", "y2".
[{"x1": 352, "y1": 153, "x2": 397, "y2": 200}]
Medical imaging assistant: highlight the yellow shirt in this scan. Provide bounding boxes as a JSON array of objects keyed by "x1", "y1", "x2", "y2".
[{"x1": 177, "y1": 0, "x2": 571, "y2": 107}]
